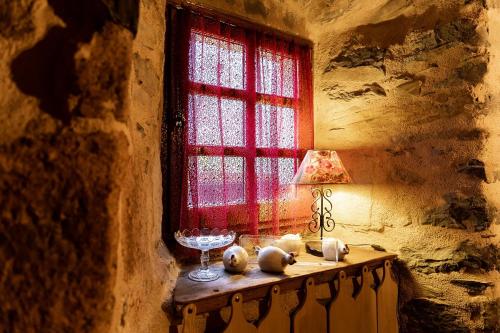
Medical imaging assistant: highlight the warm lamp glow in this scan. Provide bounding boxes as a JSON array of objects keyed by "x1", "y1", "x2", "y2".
[
  {"x1": 291, "y1": 150, "x2": 352, "y2": 239},
  {"x1": 329, "y1": 187, "x2": 372, "y2": 225},
  {"x1": 292, "y1": 150, "x2": 352, "y2": 185}
]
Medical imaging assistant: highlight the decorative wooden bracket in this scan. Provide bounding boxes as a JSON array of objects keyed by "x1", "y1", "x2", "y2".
[
  {"x1": 329, "y1": 266, "x2": 377, "y2": 333},
  {"x1": 375, "y1": 260, "x2": 398, "y2": 333},
  {"x1": 223, "y1": 293, "x2": 257, "y2": 333},
  {"x1": 180, "y1": 304, "x2": 197, "y2": 333},
  {"x1": 292, "y1": 277, "x2": 327, "y2": 333},
  {"x1": 257, "y1": 285, "x2": 290, "y2": 333}
]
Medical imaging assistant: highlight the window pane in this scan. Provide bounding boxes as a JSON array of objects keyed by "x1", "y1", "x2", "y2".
[
  {"x1": 189, "y1": 94, "x2": 245, "y2": 147},
  {"x1": 256, "y1": 157, "x2": 296, "y2": 202},
  {"x1": 256, "y1": 48, "x2": 296, "y2": 97},
  {"x1": 189, "y1": 156, "x2": 246, "y2": 207},
  {"x1": 190, "y1": 31, "x2": 245, "y2": 90},
  {"x1": 278, "y1": 158, "x2": 296, "y2": 185},
  {"x1": 256, "y1": 103, "x2": 295, "y2": 148}
]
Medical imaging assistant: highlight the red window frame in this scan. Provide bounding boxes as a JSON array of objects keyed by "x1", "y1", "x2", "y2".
[
  {"x1": 163, "y1": 4, "x2": 313, "y2": 241},
  {"x1": 185, "y1": 27, "x2": 313, "y2": 233}
]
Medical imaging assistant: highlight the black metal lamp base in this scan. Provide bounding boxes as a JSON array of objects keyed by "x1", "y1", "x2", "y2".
[{"x1": 308, "y1": 186, "x2": 335, "y2": 239}]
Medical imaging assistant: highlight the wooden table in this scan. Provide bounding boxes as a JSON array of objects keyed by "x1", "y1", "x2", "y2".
[{"x1": 173, "y1": 247, "x2": 397, "y2": 315}]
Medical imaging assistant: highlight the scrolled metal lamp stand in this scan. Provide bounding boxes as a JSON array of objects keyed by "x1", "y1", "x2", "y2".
[{"x1": 309, "y1": 186, "x2": 335, "y2": 239}]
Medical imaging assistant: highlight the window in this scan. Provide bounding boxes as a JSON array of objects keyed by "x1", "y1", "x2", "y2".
[{"x1": 163, "y1": 6, "x2": 313, "y2": 239}]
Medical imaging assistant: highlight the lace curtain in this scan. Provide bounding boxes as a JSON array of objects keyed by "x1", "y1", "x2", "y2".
[{"x1": 163, "y1": 5, "x2": 313, "y2": 240}]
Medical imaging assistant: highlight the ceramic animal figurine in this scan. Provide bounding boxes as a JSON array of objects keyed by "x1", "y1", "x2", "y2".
[
  {"x1": 223, "y1": 245, "x2": 249, "y2": 273},
  {"x1": 273, "y1": 233, "x2": 302, "y2": 256},
  {"x1": 322, "y1": 238, "x2": 349, "y2": 261},
  {"x1": 255, "y1": 246, "x2": 296, "y2": 273}
]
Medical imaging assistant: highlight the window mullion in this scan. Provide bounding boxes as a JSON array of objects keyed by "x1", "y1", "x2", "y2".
[{"x1": 245, "y1": 34, "x2": 257, "y2": 234}]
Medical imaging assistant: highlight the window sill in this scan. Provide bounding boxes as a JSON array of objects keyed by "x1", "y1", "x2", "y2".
[{"x1": 170, "y1": 247, "x2": 397, "y2": 316}]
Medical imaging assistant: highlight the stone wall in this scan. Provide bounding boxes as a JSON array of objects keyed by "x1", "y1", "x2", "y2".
[
  {"x1": 306, "y1": 0, "x2": 499, "y2": 331},
  {"x1": 1, "y1": 0, "x2": 498, "y2": 332},
  {"x1": 177, "y1": 0, "x2": 308, "y2": 38},
  {"x1": 0, "y1": 0, "x2": 309, "y2": 332},
  {"x1": 110, "y1": 0, "x2": 180, "y2": 332},
  {"x1": 170, "y1": 1, "x2": 499, "y2": 331},
  {"x1": 0, "y1": 0, "x2": 178, "y2": 332}
]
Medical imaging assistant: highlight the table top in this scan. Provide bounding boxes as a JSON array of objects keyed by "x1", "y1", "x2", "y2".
[{"x1": 172, "y1": 247, "x2": 397, "y2": 314}]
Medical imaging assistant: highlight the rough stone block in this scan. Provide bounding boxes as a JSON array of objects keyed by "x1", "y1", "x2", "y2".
[
  {"x1": 457, "y1": 60, "x2": 488, "y2": 85},
  {"x1": 0, "y1": 0, "x2": 35, "y2": 39},
  {"x1": 435, "y1": 18, "x2": 479, "y2": 46},
  {"x1": 10, "y1": 1, "x2": 133, "y2": 123},
  {"x1": 324, "y1": 46, "x2": 387, "y2": 73},
  {"x1": 457, "y1": 159, "x2": 486, "y2": 181},
  {"x1": 401, "y1": 240, "x2": 499, "y2": 274},
  {"x1": 0, "y1": 130, "x2": 128, "y2": 332},
  {"x1": 450, "y1": 279, "x2": 494, "y2": 295},
  {"x1": 400, "y1": 298, "x2": 468, "y2": 333},
  {"x1": 424, "y1": 192, "x2": 492, "y2": 231}
]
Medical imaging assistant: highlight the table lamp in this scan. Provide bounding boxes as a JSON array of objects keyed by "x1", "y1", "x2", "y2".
[{"x1": 292, "y1": 150, "x2": 352, "y2": 239}]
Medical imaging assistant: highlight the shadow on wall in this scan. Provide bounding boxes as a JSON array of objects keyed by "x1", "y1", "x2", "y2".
[{"x1": 10, "y1": 0, "x2": 139, "y2": 123}]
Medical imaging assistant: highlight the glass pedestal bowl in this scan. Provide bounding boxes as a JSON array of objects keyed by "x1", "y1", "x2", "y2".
[{"x1": 175, "y1": 228, "x2": 236, "y2": 282}]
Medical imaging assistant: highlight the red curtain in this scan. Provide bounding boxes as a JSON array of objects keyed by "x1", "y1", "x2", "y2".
[{"x1": 165, "y1": 5, "x2": 313, "y2": 238}]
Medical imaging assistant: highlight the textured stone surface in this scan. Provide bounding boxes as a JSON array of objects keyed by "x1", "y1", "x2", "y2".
[
  {"x1": 306, "y1": 0, "x2": 499, "y2": 331},
  {"x1": 0, "y1": 0, "x2": 35, "y2": 39},
  {"x1": 110, "y1": 0, "x2": 179, "y2": 332},
  {"x1": 467, "y1": 299, "x2": 500, "y2": 332},
  {"x1": 450, "y1": 279, "x2": 494, "y2": 295},
  {"x1": 457, "y1": 159, "x2": 487, "y2": 180},
  {"x1": 324, "y1": 46, "x2": 388, "y2": 73},
  {"x1": 480, "y1": 299, "x2": 500, "y2": 332},
  {"x1": 0, "y1": 0, "x2": 178, "y2": 332},
  {"x1": 73, "y1": 24, "x2": 132, "y2": 120},
  {"x1": 400, "y1": 289, "x2": 499, "y2": 332},
  {"x1": 424, "y1": 192, "x2": 492, "y2": 231},
  {"x1": 1, "y1": 0, "x2": 499, "y2": 332},
  {"x1": 10, "y1": 1, "x2": 133, "y2": 123},
  {"x1": 401, "y1": 241, "x2": 499, "y2": 274},
  {"x1": 400, "y1": 298, "x2": 468, "y2": 333},
  {"x1": 323, "y1": 82, "x2": 387, "y2": 101},
  {"x1": 102, "y1": 0, "x2": 140, "y2": 35},
  {"x1": 0, "y1": 130, "x2": 127, "y2": 332}
]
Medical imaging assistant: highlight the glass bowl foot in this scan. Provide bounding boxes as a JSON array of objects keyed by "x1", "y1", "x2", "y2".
[{"x1": 188, "y1": 269, "x2": 220, "y2": 282}]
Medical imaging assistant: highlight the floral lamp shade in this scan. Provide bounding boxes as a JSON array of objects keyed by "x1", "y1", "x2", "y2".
[{"x1": 292, "y1": 150, "x2": 352, "y2": 185}]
